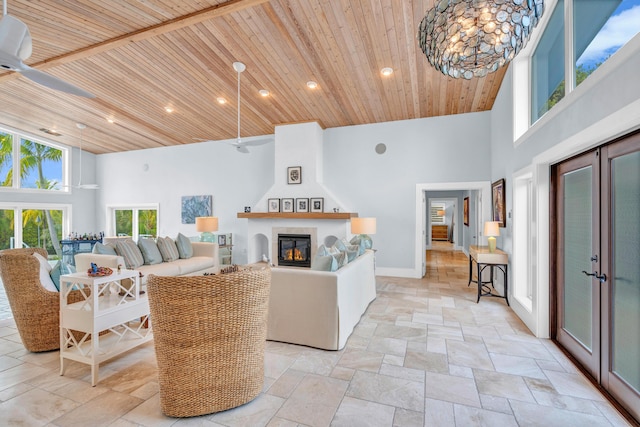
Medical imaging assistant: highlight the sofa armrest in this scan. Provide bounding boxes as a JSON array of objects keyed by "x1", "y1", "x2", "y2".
[
  {"x1": 191, "y1": 242, "x2": 219, "y2": 261},
  {"x1": 75, "y1": 253, "x2": 125, "y2": 273}
]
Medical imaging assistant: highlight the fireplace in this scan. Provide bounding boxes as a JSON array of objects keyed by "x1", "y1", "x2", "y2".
[{"x1": 278, "y1": 234, "x2": 311, "y2": 268}]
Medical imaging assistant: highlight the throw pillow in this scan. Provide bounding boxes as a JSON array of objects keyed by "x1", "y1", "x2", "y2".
[
  {"x1": 350, "y1": 236, "x2": 366, "y2": 255},
  {"x1": 175, "y1": 233, "x2": 193, "y2": 259},
  {"x1": 316, "y1": 244, "x2": 330, "y2": 257},
  {"x1": 115, "y1": 240, "x2": 145, "y2": 269},
  {"x1": 334, "y1": 239, "x2": 348, "y2": 252},
  {"x1": 50, "y1": 261, "x2": 76, "y2": 291},
  {"x1": 157, "y1": 236, "x2": 180, "y2": 262},
  {"x1": 138, "y1": 238, "x2": 163, "y2": 265},
  {"x1": 32, "y1": 253, "x2": 57, "y2": 292},
  {"x1": 92, "y1": 242, "x2": 117, "y2": 255},
  {"x1": 345, "y1": 245, "x2": 359, "y2": 262},
  {"x1": 332, "y1": 251, "x2": 348, "y2": 269},
  {"x1": 311, "y1": 254, "x2": 338, "y2": 271}
]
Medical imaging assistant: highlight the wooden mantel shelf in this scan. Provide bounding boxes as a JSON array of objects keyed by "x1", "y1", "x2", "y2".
[{"x1": 237, "y1": 212, "x2": 358, "y2": 220}]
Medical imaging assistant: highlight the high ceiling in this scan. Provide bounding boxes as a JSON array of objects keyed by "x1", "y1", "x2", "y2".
[{"x1": 0, "y1": 0, "x2": 506, "y2": 154}]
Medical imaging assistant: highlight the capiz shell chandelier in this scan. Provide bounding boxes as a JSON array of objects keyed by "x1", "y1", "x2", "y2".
[{"x1": 418, "y1": 0, "x2": 545, "y2": 79}]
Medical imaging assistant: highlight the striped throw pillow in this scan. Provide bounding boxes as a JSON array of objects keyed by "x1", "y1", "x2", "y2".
[
  {"x1": 157, "y1": 236, "x2": 179, "y2": 262},
  {"x1": 115, "y1": 239, "x2": 144, "y2": 269}
]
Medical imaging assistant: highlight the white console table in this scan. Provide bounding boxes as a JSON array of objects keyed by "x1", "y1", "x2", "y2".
[{"x1": 59, "y1": 269, "x2": 152, "y2": 386}]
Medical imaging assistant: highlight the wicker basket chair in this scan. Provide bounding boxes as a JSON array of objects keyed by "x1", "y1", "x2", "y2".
[
  {"x1": 0, "y1": 247, "x2": 84, "y2": 352},
  {"x1": 147, "y1": 267, "x2": 271, "y2": 418}
]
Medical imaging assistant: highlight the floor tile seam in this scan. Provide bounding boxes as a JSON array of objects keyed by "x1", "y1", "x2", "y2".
[{"x1": 505, "y1": 397, "x2": 617, "y2": 425}]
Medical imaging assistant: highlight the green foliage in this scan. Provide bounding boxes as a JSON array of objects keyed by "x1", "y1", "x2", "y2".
[
  {"x1": 139, "y1": 210, "x2": 157, "y2": 237},
  {"x1": 115, "y1": 210, "x2": 133, "y2": 236},
  {"x1": 538, "y1": 61, "x2": 603, "y2": 118}
]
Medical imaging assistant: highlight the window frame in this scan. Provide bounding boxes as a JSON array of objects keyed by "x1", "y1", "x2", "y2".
[
  {"x1": 106, "y1": 204, "x2": 159, "y2": 241},
  {"x1": 0, "y1": 124, "x2": 70, "y2": 193},
  {"x1": 0, "y1": 202, "x2": 71, "y2": 253}
]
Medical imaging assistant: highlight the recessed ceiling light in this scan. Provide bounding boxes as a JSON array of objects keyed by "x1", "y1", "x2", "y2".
[
  {"x1": 107, "y1": 117, "x2": 115, "y2": 124},
  {"x1": 217, "y1": 97, "x2": 227, "y2": 104},
  {"x1": 381, "y1": 67, "x2": 393, "y2": 76},
  {"x1": 164, "y1": 106, "x2": 174, "y2": 113},
  {"x1": 39, "y1": 128, "x2": 62, "y2": 136},
  {"x1": 306, "y1": 81, "x2": 318, "y2": 89},
  {"x1": 259, "y1": 89, "x2": 270, "y2": 97}
]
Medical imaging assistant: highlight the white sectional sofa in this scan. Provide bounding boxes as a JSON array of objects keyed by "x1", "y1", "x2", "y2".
[
  {"x1": 75, "y1": 240, "x2": 219, "y2": 284},
  {"x1": 267, "y1": 250, "x2": 376, "y2": 350}
]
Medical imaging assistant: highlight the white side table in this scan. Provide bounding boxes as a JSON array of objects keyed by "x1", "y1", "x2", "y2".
[{"x1": 59, "y1": 269, "x2": 152, "y2": 386}]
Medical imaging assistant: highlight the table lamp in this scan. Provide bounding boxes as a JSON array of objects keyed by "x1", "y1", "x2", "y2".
[
  {"x1": 195, "y1": 216, "x2": 218, "y2": 242},
  {"x1": 351, "y1": 217, "x2": 377, "y2": 249},
  {"x1": 484, "y1": 221, "x2": 500, "y2": 253}
]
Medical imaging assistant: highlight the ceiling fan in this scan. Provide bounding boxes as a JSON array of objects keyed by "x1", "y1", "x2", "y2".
[
  {"x1": 72, "y1": 123, "x2": 99, "y2": 190},
  {"x1": 195, "y1": 62, "x2": 273, "y2": 153},
  {"x1": 0, "y1": 1, "x2": 94, "y2": 98}
]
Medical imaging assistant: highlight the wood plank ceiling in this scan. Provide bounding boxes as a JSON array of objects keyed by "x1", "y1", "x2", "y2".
[{"x1": 0, "y1": 0, "x2": 506, "y2": 154}]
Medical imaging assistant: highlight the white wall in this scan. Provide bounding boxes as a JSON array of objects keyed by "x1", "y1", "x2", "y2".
[
  {"x1": 323, "y1": 112, "x2": 492, "y2": 275},
  {"x1": 95, "y1": 138, "x2": 275, "y2": 263}
]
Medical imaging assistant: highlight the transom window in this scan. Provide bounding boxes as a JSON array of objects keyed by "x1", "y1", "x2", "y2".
[
  {"x1": 531, "y1": 0, "x2": 640, "y2": 123},
  {"x1": 0, "y1": 126, "x2": 68, "y2": 192}
]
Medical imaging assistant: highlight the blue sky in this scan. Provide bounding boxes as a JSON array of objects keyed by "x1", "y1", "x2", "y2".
[{"x1": 577, "y1": 0, "x2": 640, "y2": 68}]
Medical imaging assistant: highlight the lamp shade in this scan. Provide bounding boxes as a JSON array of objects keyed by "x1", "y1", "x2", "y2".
[
  {"x1": 351, "y1": 217, "x2": 377, "y2": 235},
  {"x1": 484, "y1": 221, "x2": 500, "y2": 237},
  {"x1": 195, "y1": 216, "x2": 218, "y2": 233}
]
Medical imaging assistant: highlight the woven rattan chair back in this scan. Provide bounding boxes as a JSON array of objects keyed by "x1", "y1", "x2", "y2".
[
  {"x1": 147, "y1": 267, "x2": 271, "y2": 417},
  {"x1": 0, "y1": 248, "x2": 66, "y2": 352}
]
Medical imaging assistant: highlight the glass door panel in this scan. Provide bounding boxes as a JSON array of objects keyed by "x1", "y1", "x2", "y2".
[
  {"x1": 602, "y1": 136, "x2": 640, "y2": 421},
  {"x1": 555, "y1": 150, "x2": 600, "y2": 380},
  {"x1": 562, "y1": 167, "x2": 593, "y2": 350},
  {"x1": 0, "y1": 209, "x2": 15, "y2": 249}
]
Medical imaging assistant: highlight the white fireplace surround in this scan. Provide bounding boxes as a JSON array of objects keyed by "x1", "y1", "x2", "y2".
[{"x1": 245, "y1": 122, "x2": 353, "y2": 264}]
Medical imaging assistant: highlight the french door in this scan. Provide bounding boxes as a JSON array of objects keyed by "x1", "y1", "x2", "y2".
[{"x1": 553, "y1": 131, "x2": 640, "y2": 421}]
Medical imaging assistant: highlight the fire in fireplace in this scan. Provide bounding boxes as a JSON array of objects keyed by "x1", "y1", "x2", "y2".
[{"x1": 278, "y1": 234, "x2": 311, "y2": 267}]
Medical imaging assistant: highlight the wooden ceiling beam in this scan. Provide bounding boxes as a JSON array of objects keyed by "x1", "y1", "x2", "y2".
[{"x1": 0, "y1": 0, "x2": 269, "y2": 83}]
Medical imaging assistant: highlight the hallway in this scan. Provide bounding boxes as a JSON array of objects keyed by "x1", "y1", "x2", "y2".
[{"x1": 0, "y1": 247, "x2": 633, "y2": 426}]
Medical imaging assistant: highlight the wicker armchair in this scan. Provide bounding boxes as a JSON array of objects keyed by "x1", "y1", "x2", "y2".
[
  {"x1": 0, "y1": 247, "x2": 84, "y2": 352},
  {"x1": 147, "y1": 268, "x2": 271, "y2": 418}
]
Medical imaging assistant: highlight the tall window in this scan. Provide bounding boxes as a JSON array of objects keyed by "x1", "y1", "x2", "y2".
[
  {"x1": 531, "y1": 0, "x2": 565, "y2": 123},
  {"x1": 0, "y1": 127, "x2": 68, "y2": 191},
  {"x1": 430, "y1": 203, "x2": 445, "y2": 224},
  {"x1": 110, "y1": 205, "x2": 158, "y2": 240},
  {"x1": 531, "y1": 0, "x2": 640, "y2": 123},
  {"x1": 513, "y1": 171, "x2": 535, "y2": 310}
]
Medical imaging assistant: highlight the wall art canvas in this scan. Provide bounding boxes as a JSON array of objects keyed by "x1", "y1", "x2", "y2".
[{"x1": 181, "y1": 195, "x2": 212, "y2": 224}]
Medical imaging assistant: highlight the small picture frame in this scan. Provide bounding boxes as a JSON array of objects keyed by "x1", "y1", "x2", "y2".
[
  {"x1": 287, "y1": 166, "x2": 302, "y2": 185},
  {"x1": 268, "y1": 198, "x2": 280, "y2": 213},
  {"x1": 310, "y1": 197, "x2": 324, "y2": 212},
  {"x1": 492, "y1": 178, "x2": 506, "y2": 227},
  {"x1": 218, "y1": 235, "x2": 226, "y2": 246},
  {"x1": 296, "y1": 198, "x2": 309, "y2": 212},
  {"x1": 281, "y1": 198, "x2": 294, "y2": 213},
  {"x1": 463, "y1": 197, "x2": 469, "y2": 226}
]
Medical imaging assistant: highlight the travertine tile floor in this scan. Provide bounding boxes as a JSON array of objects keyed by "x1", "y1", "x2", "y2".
[{"x1": 0, "y1": 245, "x2": 633, "y2": 426}]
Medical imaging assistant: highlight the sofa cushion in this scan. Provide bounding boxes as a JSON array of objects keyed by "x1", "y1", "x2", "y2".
[
  {"x1": 317, "y1": 245, "x2": 330, "y2": 256},
  {"x1": 116, "y1": 240, "x2": 145, "y2": 269},
  {"x1": 157, "y1": 236, "x2": 180, "y2": 262},
  {"x1": 175, "y1": 233, "x2": 193, "y2": 259},
  {"x1": 92, "y1": 242, "x2": 117, "y2": 255},
  {"x1": 172, "y1": 256, "x2": 216, "y2": 275},
  {"x1": 33, "y1": 253, "x2": 57, "y2": 292},
  {"x1": 50, "y1": 261, "x2": 76, "y2": 291},
  {"x1": 311, "y1": 254, "x2": 338, "y2": 271},
  {"x1": 138, "y1": 238, "x2": 163, "y2": 265},
  {"x1": 137, "y1": 263, "x2": 181, "y2": 283}
]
